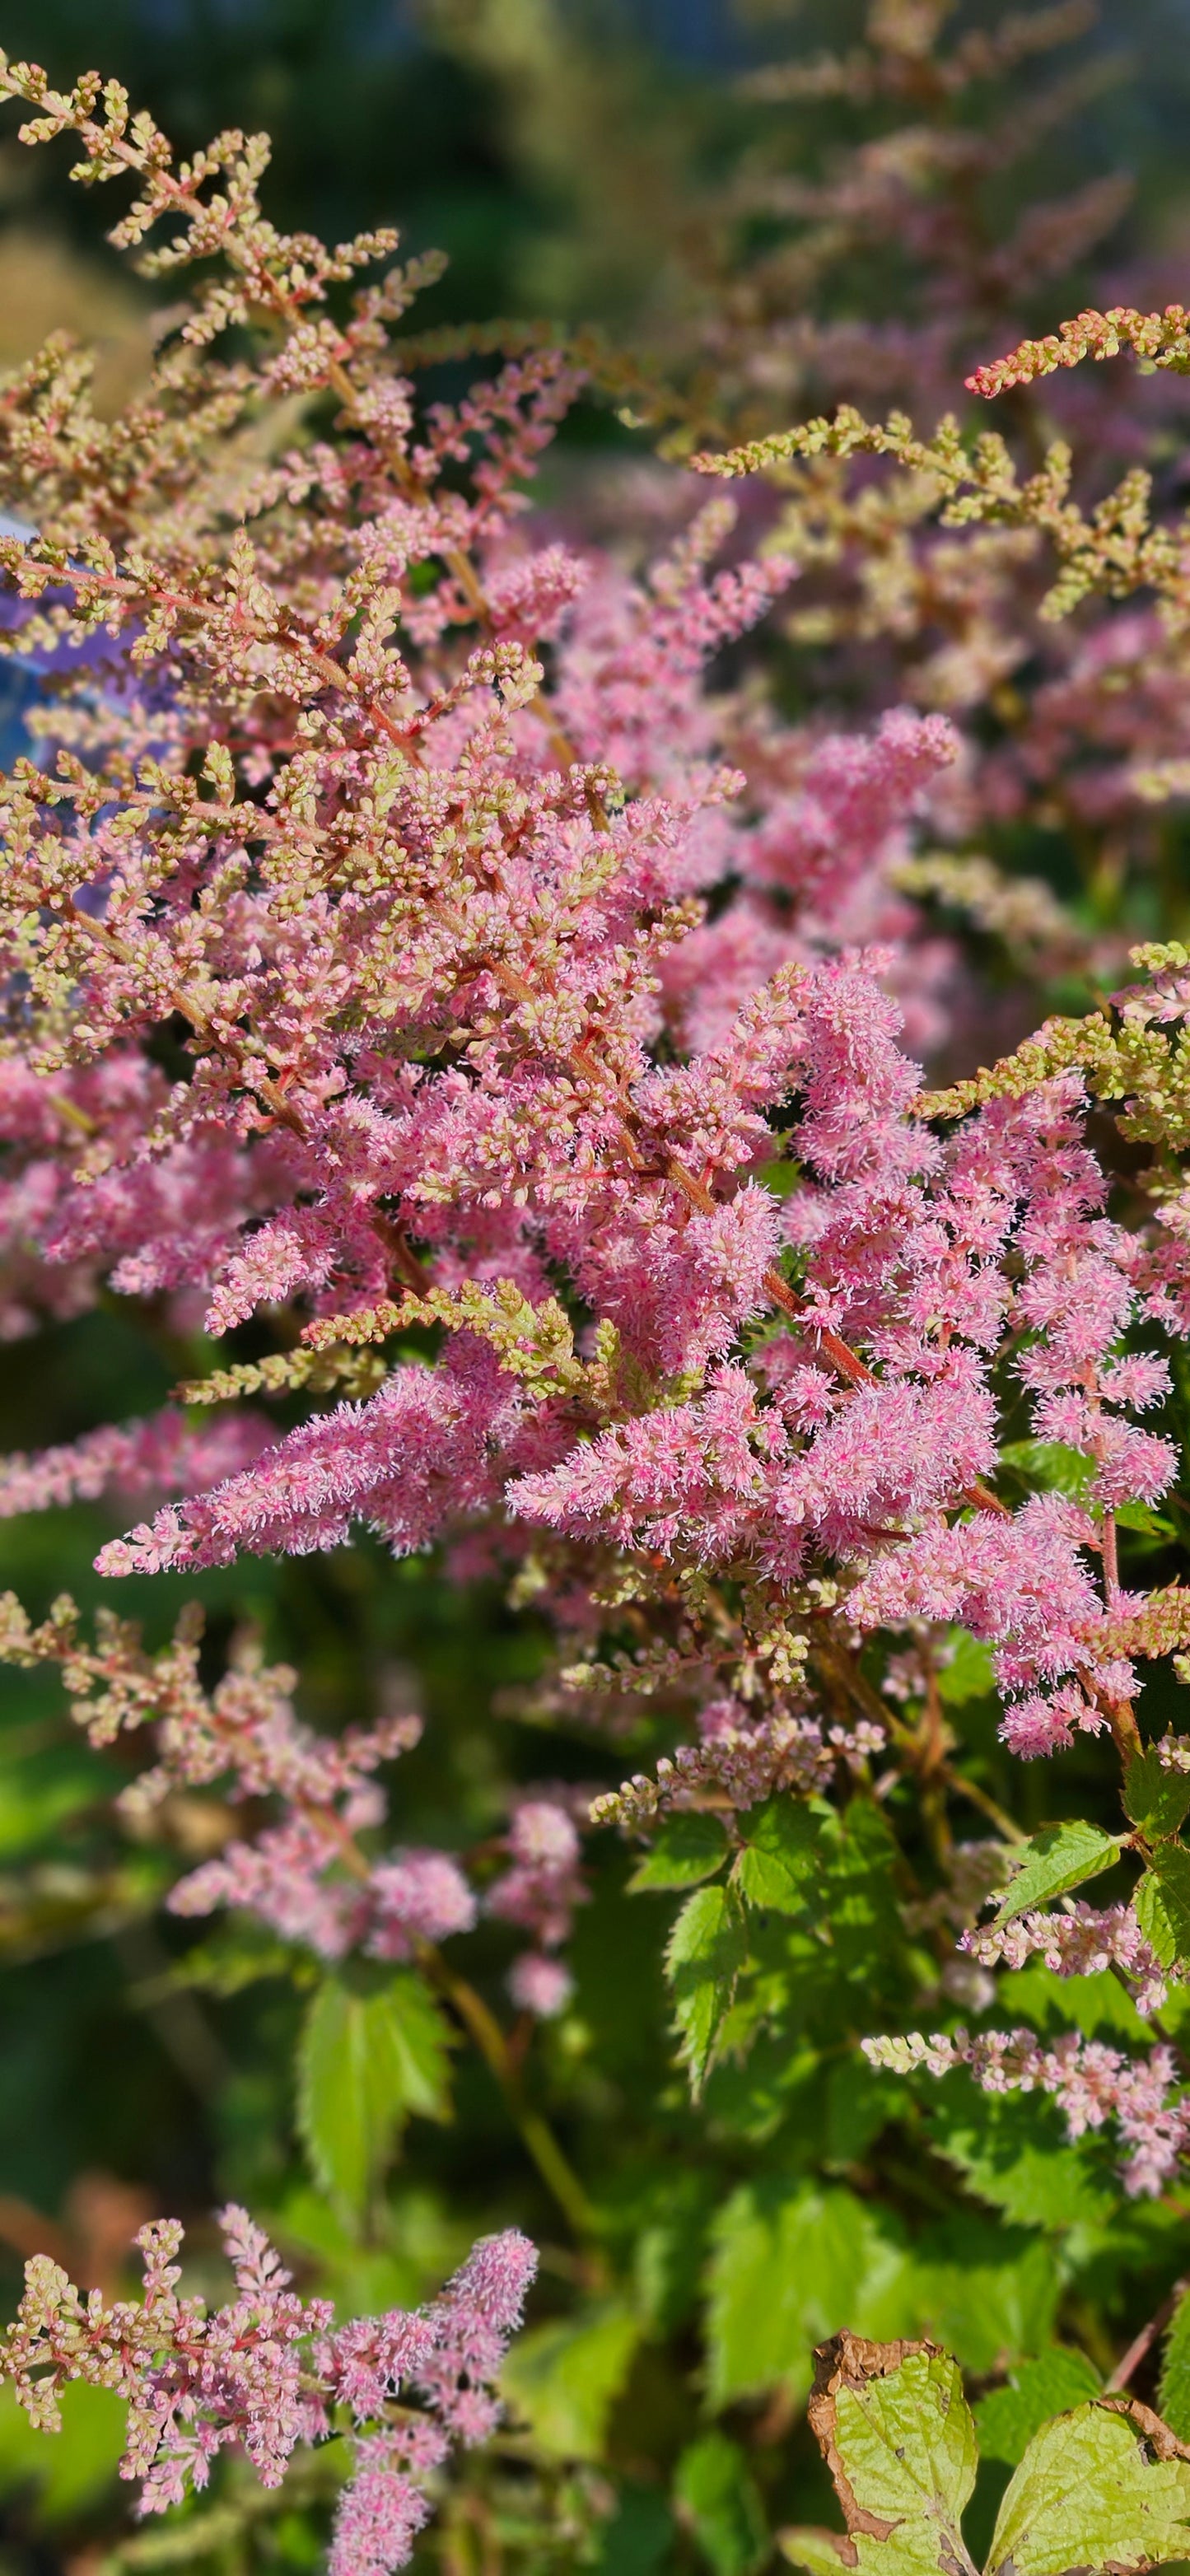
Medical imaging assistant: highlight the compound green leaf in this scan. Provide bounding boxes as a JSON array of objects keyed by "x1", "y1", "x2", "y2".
[
  {"x1": 1137, "y1": 1845, "x2": 1190, "y2": 1967},
  {"x1": 1160, "y1": 2286, "x2": 1190, "y2": 2443},
  {"x1": 674, "y1": 2432, "x2": 768, "y2": 2576},
  {"x1": 993, "y1": 1819, "x2": 1121, "y2": 1925},
  {"x1": 297, "y1": 1967, "x2": 451, "y2": 2216},
  {"x1": 998, "y1": 1959, "x2": 1148, "y2": 2042},
  {"x1": 987, "y1": 2398, "x2": 1190, "y2": 2576},
  {"x1": 974, "y1": 2348, "x2": 1102, "y2": 2466},
  {"x1": 733, "y1": 1797, "x2": 822, "y2": 1912},
  {"x1": 1125, "y1": 1750, "x2": 1190, "y2": 1842},
  {"x1": 929, "y1": 2075, "x2": 1117, "y2": 2230},
  {"x1": 665, "y1": 1882, "x2": 747, "y2": 2093},
  {"x1": 782, "y1": 2336, "x2": 978, "y2": 2576},
  {"x1": 629, "y1": 1813, "x2": 729, "y2": 1892},
  {"x1": 705, "y1": 2186, "x2": 911, "y2": 2407},
  {"x1": 908, "y1": 2223, "x2": 1057, "y2": 2376}
]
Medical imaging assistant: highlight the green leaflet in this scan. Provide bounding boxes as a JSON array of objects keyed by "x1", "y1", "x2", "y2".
[
  {"x1": 705, "y1": 2183, "x2": 912, "y2": 2406},
  {"x1": 1136, "y1": 1845, "x2": 1190, "y2": 1967},
  {"x1": 782, "y1": 2336, "x2": 978, "y2": 2576},
  {"x1": 936, "y1": 1631, "x2": 996, "y2": 1706},
  {"x1": 1125, "y1": 1750, "x2": 1190, "y2": 1842},
  {"x1": 993, "y1": 1818, "x2": 1122, "y2": 1924},
  {"x1": 629, "y1": 1812, "x2": 730, "y2": 1891},
  {"x1": 998, "y1": 1439, "x2": 1094, "y2": 1497},
  {"x1": 998, "y1": 1959, "x2": 1149, "y2": 2042},
  {"x1": 731, "y1": 1796, "x2": 907, "y2": 1990},
  {"x1": 1115, "y1": 1502, "x2": 1176, "y2": 1540},
  {"x1": 928, "y1": 2070, "x2": 1118, "y2": 2228},
  {"x1": 974, "y1": 2348, "x2": 1102, "y2": 2466},
  {"x1": 693, "y1": 1800, "x2": 912, "y2": 2135},
  {"x1": 732, "y1": 1797, "x2": 824, "y2": 1911},
  {"x1": 0, "y1": 2382, "x2": 125, "y2": 2523},
  {"x1": 1160, "y1": 2285, "x2": 1190, "y2": 2443},
  {"x1": 499, "y1": 2299, "x2": 639, "y2": 2460},
  {"x1": 665, "y1": 1881, "x2": 748, "y2": 2093},
  {"x1": 987, "y1": 2400, "x2": 1190, "y2": 2575},
  {"x1": 296, "y1": 1967, "x2": 452, "y2": 2217},
  {"x1": 674, "y1": 2432, "x2": 768, "y2": 2576},
  {"x1": 780, "y1": 2339, "x2": 1190, "y2": 2576},
  {"x1": 904, "y1": 2224, "x2": 1057, "y2": 2378}
]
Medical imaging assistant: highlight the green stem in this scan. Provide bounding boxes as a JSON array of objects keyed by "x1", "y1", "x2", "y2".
[{"x1": 421, "y1": 1948, "x2": 595, "y2": 2240}]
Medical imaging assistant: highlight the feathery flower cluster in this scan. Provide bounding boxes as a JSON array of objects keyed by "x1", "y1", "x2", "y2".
[
  {"x1": 864, "y1": 2027, "x2": 1190, "y2": 2198},
  {"x1": 485, "y1": 1793, "x2": 586, "y2": 2015},
  {"x1": 962, "y1": 1901, "x2": 1170, "y2": 2017},
  {"x1": 0, "y1": 58, "x2": 1180, "y2": 1837},
  {"x1": 591, "y1": 1706, "x2": 886, "y2": 1828},
  {"x1": 0, "y1": 1594, "x2": 470, "y2": 1961},
  {"x1": 0, "y1": 1408, "x2": 269, "y2": 1521},
  {"x1": 0, "y1": 2208, "x2": 536, "y2": 2570}
]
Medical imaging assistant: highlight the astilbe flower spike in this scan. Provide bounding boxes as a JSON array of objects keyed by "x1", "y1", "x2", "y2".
[
  {"x1": 0, "y1": 2209, "x2": 536, "y2": 2569},
  {"x1": 962, "y1": 1899, "x2": 1169, "y2": 2017},
  {"x1": 864, "y1": 2027, "x2": 1190, "y2": 2199}
]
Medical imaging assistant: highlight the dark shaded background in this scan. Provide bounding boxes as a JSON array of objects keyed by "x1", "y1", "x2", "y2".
[{"x1": 0, "y1": 2, "x2": 1186, "y2": 354}]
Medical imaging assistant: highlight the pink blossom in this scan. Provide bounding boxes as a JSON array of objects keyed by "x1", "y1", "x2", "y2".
[
  {"x1": 964, "y1": 1900, "x2": 1169, "y2": 2015},
  {"x1": 329, "y1": 2441, "x2": 431, "y2": 2576},
  {"x1": 487, "y1": 1794, "x2": 587, "y2": 1951},
  {"x1": 367, "y1": 1850, "x2": 478, "y2": 1958},
  {"x1": 0, "y1": 1408, "x2": 270, "y2": 1521},
  {"x1": 507, "y1": 1952, "x2": 574, "y2": 2017}
]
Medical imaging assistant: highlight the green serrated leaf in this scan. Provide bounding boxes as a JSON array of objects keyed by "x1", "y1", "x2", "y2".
[
  {"x1": 1115, "y1": 1501, "x2": 1176, "y2": 1538},
  {"x1": 665, "y1": 1882, "x2": 748, "y2": 2092},
  {"x1": 375, "y1": 1967, "x2": 455, "y2": 2117},
  {"x1": 732, "y1": 1796, "x2": 822, "y2": 1911},
  {"x1": 974, "y1": 2348, "x2": 1102, "y2": 2466},
  {"x1": 674, "y1": 2432, "x2": 768, "y2": 2576},
  {"x1": 0, "y1": 2382, "x2": 125, "y2": 2522},
  {"x1": 705, "y1": 2185, "x2": 912, "y2": 2407},
  {"x1": 1160, "y1": 2287, "x2": 1190, "y2": 2443},
  {"x1": 987, "y1": 2398, "x2": 1190, "y2": 2576},
  {"x1": 999, "y1": 1960, "x2": 1148, "y2": 2042},
  {"x1": 629, "y1": 1812, "x2": 729, "y2": 1892},
  {"x1": 999, "y1": 1440, "x2": 1094, "y2": 1497},
  {"x1": 500, "y1": 2300, "x2": 639, "y2": 2460},
  {"x1": 994, "y1": 1819, "x2": 1121, "y2": 1924},
  {"x1": 909, "y1": 2222, "x2": 1058, "y2": 2376},
  {"x1": 783, "y1": 2336, "x2": 978, "y2": 2576},
  {"x1": 786, "y1": 2341, "x2": 1190, "y2": 2576},
  {"x1": 1137, "y1": 1845, "x2": 1190, "y2": 1966},
  {"x1": 296, "y1": 1968, "x2": 452, "y2": 2215},
  {"x1": 929, "y1": 2074, "x2": 1118, "y2": 2230},
  {"x1": 936, "y1": 1631, "x2": 996, "y2": 1706},
  {"x1": 1126, "y1": 1750, "x2": 1190, "y2": 1841}
]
